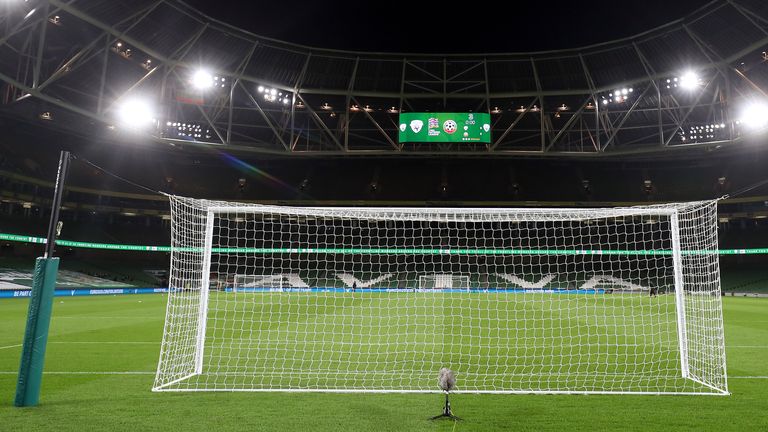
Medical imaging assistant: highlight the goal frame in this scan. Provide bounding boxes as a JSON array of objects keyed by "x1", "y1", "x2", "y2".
[
  {"x1": 418, "y1": 274, "x2": 472, "y2": 291},
  {"x1": 153, "y1": 202, "x2": 729, "y2": 395},
  {"x1": 232, "y1": 274, "x2": 285, "y2": 293}
]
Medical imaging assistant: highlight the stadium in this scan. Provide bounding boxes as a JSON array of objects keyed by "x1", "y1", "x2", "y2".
[{"x1": 0, "y1": 0, "x2": 767, "y2": 430}]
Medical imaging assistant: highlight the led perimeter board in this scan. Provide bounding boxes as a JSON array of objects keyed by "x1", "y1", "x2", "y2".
[{"x1": 398, "y1": 113, "x2": 491, "y2": 143}]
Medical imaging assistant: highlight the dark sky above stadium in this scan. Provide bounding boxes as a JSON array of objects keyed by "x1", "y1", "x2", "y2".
[{"x1": 184, "y1": 0, "x2": 712, "y2": 53}]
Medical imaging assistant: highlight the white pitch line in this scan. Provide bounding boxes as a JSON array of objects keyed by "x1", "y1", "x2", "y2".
[
  {"x1": 3, "y1": 341, "x2": 765, "y2": 348},
  {"x1": 0, "y1": 344, "x2": 22, "y2": 350},
  {"x1": 0, "y1": 371, "x2": 763, "y2": 379},
  {"x1": 53, "y1": 317, "x2": 160, "y2": 319},
  {"x1": 0, "y1": 342, "x2": 157, "y2": 349},
  {"x1": 0, "y1": 371, "x2": 153, "y2": 375},
  {"x1": 48, "y1": 341, "x2": 157, "y2": 345}
]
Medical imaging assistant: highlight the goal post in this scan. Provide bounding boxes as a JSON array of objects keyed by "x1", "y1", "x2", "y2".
[
  {"x1": 669, "y1": 212, "x2": 690, "y2": 380},
  {"x1": 154, "y1": 196, "x2": 728, "y2": 395},
  {"x1": 194, "y1": 210, "x2": 214, "y2": 376}
]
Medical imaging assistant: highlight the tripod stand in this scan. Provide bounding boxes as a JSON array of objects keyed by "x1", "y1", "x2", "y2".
[{"x1": 430, "y1": 391, "x2": 461, "y2": 421}]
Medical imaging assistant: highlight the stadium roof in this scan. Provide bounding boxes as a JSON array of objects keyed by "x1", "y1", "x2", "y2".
[
  {"x1": 1, "y1": 0, "x2": 768, "y2": 156},
  {"x1": 180, "y1": 0, "x2": 711, "y2": 54}
]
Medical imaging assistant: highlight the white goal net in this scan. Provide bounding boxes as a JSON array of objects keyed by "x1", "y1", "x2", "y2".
[
  {"x1": 419, "y1": 274, "x2": 471, "y2": 290},
  {"x1": 232, "y1": 274, "x2": 284, "y2": 292},
  {"x1": 154, "y1": 196, "x2": 728, "y2": 395}
]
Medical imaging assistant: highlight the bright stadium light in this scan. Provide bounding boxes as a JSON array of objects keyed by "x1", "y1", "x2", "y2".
[
  {"x1": 23, "y1": 8, "x2": 37, "y2": 21},
  {"x1": 601, "y1": 87, "x2": 633, "y2": 106},
  {"x1": 255, "y1": 84, "x2": 292, "y2": 105},
  {"x1": 117, "y1": 97, "x2": 156, "y2": 129},
  {"x1": 191, "y1": 69, "x2": 214, "y2": 89},
  {"x1": 679, "y1": 71, "x2": 700, "y2": 90},
  {"x1": 739, "y1": 101, "x2": 768, "y2": 130}
]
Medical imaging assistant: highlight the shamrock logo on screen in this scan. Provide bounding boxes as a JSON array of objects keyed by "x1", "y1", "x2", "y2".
[
  {"x1": 483, "y1": 124, "x2": 490, "y2": 133},
  {"x1": 410, "y1": 120, "x2": 424, "y2": 133},
  {"x1": 399, "y1": 124, "x2": 407, "y2": 132},
  {"x1": 443, "y1": 120, "x2": 458, "y2": 134}
]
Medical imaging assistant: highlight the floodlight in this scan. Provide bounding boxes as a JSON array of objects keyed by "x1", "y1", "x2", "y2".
[
  {"x1": 117, "y1": 97, "x2": 155, "y2": 129},
  {"x1": 191, "y1": 69, "x2": 214, "y2": 89},
  {"x1": 257, "y1": 86, "x2": 264, "y2": 93},
  {"x1": 23, "y1": 8, "x2": 37, "y2": 21},
  {"x1": 679, "y1": 71, "x2": 700, "y2": 90},
  {"x1": 739, "y1": 101, "x2": 768, "y2": 130}
]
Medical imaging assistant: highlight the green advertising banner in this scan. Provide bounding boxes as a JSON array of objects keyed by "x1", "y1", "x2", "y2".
[{"x1": 398, "y1": 113, "x2": 491, "y2": 143}]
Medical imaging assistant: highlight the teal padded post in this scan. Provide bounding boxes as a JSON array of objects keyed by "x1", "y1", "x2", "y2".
[
  {"x1": 14, "y1": 151, "x2": 69, "y2": 407},
  {"x1": 14, "y1": 257, "x2": 60, "y2": 407}
]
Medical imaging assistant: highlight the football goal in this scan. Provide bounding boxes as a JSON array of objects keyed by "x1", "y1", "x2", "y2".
[
  {"x1": 153, "y1": 196, "x2": 728, "y2": 395},
  {"x1": 232, "y1": 274, "x2": 284, "y2": 292},
  {"x1": 418, "y1": 274, "x2": 471, "y2": 290}
]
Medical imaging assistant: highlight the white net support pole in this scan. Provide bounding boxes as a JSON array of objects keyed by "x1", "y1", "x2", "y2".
[{"x1": 194, "y1": 210, "x2": 215, "y2": 375}]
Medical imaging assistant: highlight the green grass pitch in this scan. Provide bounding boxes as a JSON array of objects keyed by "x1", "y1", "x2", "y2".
[
  {"x1": 178, "y1": 292, "x2": 693, "y2": 393},
  {"x1": 0, "y1": 295, "x2": 766, "y2": 431}
]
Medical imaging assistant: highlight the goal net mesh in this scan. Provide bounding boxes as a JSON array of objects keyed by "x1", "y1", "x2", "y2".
[{"x1": 153, "y1": 196, "x2": 728, "y2": 395}]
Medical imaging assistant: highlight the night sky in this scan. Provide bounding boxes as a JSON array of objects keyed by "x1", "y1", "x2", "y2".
[{"x1": 183, "y1": 0, "x2": 713, "y2": 53}]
